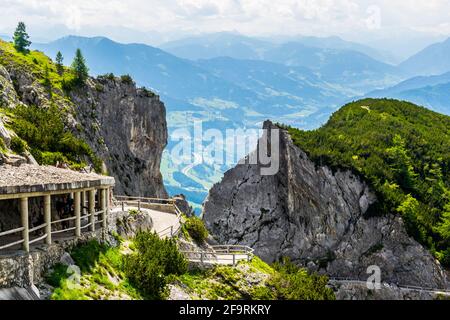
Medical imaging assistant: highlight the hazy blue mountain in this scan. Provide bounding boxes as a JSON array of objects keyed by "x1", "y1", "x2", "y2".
[
  {"x1": 366, "y1": 72, "x2": 450, "y2": 115},
  {"x1": 263, "y1": 42, "x2": 401, "y2": 94},
  {"x1": 368, "y1": 72, "x2": 450, "y2": 97},
  {"x1": 160, "y1": 32, "x2": 273, "y2": 61},
  {"x1": 399, "y1": 37, "x2": 450, "y2": 76},
  {"x1": 33, "y1": 35, "x2": 353, "y2": 209},
  {"x1": 33, "y1": 36, "x2": 258, "y2": 104},
  {"x1": 161, "y1": 32, "x2": 396, "y2": 65},
  {"x1": 196, "y1": 57, "x2": 344, "y2": 117},
  {"x1": 272, "y1": 35, "x2": 397, "y2": 64}
]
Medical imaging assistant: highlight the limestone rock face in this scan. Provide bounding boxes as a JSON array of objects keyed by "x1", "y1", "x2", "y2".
[
  {"x1": 0, "y1": 61, "x2": 168, "y2": 198},
  {"x1": 203, "y1": 121, "x2": 448, "y2": 290},
  {"x1": 115, "y1": 210, "x2": 154, "y2": 240},
  {"x1": 69, "y1": 78, "x2": 168, "y2": 198}
]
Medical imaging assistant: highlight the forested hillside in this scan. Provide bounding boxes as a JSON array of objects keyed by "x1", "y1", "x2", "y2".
[{"x1": 287, "y1": 99, "x2": 450, "y2": 265}]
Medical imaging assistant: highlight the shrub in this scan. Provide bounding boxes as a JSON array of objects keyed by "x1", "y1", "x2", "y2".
[
  {"x1": 99, "y1": 73, "x2": 115, "y2": 81},
  {"x1": 123, "y1": 231, "x2": 187, "y2": 299},
  {"x1": 9, "y1": 104, "x2": 101, "y2": 171},
  {"x1": 268, "y1": 258, "x2": 335, "y2": 300},
  {"x1": 71, "y1": 240, "x2": 109, "y2": 273},
  {"x1": 184, "y1": 216, "x2": 208, "y2": 243},
  {"x1": 120, "y1": 74, "x2": 134, "y2": 85},
  {"x1": 141, "y1": 87, "x2": 155, "y2": 98},
  {"x1": 128, "y1": 209, "x2": 139, "y2": 216},
  {"x1": 10, "y1": 135, "x2": 28, "y2": 154}
]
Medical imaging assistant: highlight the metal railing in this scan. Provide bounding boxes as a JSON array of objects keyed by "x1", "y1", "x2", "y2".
[
  {"x1": 180, "y1": 245, "x2": 254, "y2": 266},
  {"x1": 328, "y1": 278, "x2": 450, "y2": 294}
]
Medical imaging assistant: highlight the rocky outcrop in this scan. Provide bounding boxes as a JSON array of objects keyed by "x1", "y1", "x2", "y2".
[
  {"x1": 203, "y1": 121, "x2": 448, "y2": 290},
  {"x1": 69, "y1": 78, "x2": 168, "y2": 198},
  {"x1": 0, "y1": 60, "x2": 168, "y2": 198},
  {"x1": 115, "y1": 210, "x2": 154, "y2": 240}
]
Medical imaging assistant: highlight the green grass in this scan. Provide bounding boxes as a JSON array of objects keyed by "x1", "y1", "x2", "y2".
[
  {"x1": 48, "y1": 240, "x2": 143, "y2": 300},
  {"x1": 0, "y1": 39, "x2": 103, "y2": 172},
  {"x1": 174, "y1": 257, "x2": 334, "y2": 300},
  {"x1": 0, "y1": 39, "x2": 75, "y2": 92}
]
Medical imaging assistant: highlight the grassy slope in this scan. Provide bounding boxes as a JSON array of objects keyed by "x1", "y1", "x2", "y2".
[
  {"x1": 286, "y1": 98, "x2": 450, "y2": 264},
  {"x1": 47, "y1": 239, "x2": 334, "y2": 300},
  {"x1": 0, "y1": 39, "x2": 101, "y2": 170}
]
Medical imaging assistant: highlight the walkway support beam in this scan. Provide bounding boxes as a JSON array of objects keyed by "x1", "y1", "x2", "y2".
[
  {"x1": 102, "y1": 188, "x2": 108, "y2": 230},
  {"x1": 44, "y1": 194, "x2": 52, "y2": 245},
  {"x1": 89, "y1": 190, "x2": 95, "y2": 232},
  {"x1": 20, "y1": 197, "x2": 29, "y2": 252},
  {"x1": 74, "y1": 192, "x2": 81, "y2": 237}
]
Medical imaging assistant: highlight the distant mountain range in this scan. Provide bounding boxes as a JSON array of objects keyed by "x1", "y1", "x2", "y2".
[
  {"x1": 399, "y1": 38, "x2": 450, "y2": 76},
  {"x1": 161, "y1": 32, "x2": 396, "y2": 64},
  {"x1": 366, "y1": 72, "x2": 450, "y2": 115},
  {"x1": 162, "y1": 33, "x2": 403, "y2": 94},
  {"x1": 31, "y1": 33, "x2": 450, "y2": 209}
]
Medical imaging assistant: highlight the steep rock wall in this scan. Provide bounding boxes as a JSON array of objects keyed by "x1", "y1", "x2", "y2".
[{"x1": 203, "y1": 121, "x2": 448, "y2": 289}]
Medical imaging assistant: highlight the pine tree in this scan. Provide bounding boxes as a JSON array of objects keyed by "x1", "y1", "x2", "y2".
[
  {"x1": 13, "y1": 22, "x2": 31, "y2": 53},
  {"x1": 71, "y1": 49, "x2": 89, "y2": 85},
  {"x1": 55, "y1": 51, "x2": 64, "y2": 75}
]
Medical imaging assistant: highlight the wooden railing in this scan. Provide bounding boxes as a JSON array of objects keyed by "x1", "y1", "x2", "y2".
[
  {"x1": 115, "y1": 195, "x2": 184, "y2": 238},
  {"x1": 180, "y1": 245, "x2": 254, "y2": 266},
  {"x1": 1, "y1": 194, "x2": 180, "y2": 253},
  {"x1": 0, "y1": 227, "x2": 25, "y2": 250}
]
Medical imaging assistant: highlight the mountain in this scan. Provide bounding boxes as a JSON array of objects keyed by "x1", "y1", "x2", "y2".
[
  {"x1": 271, "y1": 35, "x2": 398, "y2": 64},
  {"x1": 33, "y1": 36, "x2": 357, "y2": 209},
  {"x1": 400, "y1": 37, "x2": 450, "y2": 76},
  {"x1": 161, "y1": 33, "x2": 402, "y2": 94},
  {"x1": 0, "y1": 39, "x2": 168, "y2": 197},
  {"x1": 263, "y1": 42, "x2": 400, "y2": 93},
  {"x1": 161, "y1": 32, "x2": 396, "y2": 64},
  {"x1": 203, "y1": 99, "x2": 450, "y2": 297},
  {"x1": 366, "y1": 72, "x2": 450, "y2": 115},
  {"x1": 160, "y1": 32, "x2": 273, "y2": 61}
]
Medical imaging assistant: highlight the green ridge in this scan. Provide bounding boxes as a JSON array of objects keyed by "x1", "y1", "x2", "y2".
[{"x1": 286, "y1": 98, "x2": 450, "y2": 265}]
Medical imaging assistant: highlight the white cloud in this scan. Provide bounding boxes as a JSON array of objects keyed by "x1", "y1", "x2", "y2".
[{"x1": 0, "y1": 0, "x2": 449, "y2": 44}]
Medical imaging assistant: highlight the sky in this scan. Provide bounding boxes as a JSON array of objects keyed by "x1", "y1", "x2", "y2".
[{"x1": 0, "y1": 0, "x2": 449, "y2": 58}]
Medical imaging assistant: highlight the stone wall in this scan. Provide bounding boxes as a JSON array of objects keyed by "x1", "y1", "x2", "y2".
[{"x1": 0, "y1": 231, "x2": 104, "y2": 288}]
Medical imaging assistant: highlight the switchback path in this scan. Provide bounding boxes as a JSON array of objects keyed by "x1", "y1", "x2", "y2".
[{"x1": 329, "y1": 278, "x2": 450, "y2": 296}]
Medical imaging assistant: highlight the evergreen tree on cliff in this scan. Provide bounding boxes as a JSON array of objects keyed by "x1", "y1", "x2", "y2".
[
  {"x1": 71, "y1": 49, "x2": 89, "y2": 85},
  {"x1": 13, "y1": 22, "x2": 31, "y2": 53},
  {"x1": 55, "y1": 51, "x2": 64, "y2": 75}
]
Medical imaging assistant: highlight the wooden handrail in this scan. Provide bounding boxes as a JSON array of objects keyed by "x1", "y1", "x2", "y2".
[
  {"x1": 51, "y1": 216, "x2": 76, "y2": 224},
  {"x1": 52, "y1": 227, "x2": 76, "y2": 235},
  {"x1": 29, "y1": 223, "x2": 47, "y2": 233},
  {"x1": 0, "y1": 227, "x2": 25, "y2": 237},
  {"x1": 0, "y1": 239, "x2": 25, "y2": 250},
  {"x1": 29, "y1": 234, "x2": 48, "y2": 245}
]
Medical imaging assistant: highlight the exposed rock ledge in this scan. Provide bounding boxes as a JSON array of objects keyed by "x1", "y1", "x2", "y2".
[{"x1": 203, "y1": 121, "x2": 448, "y2": 290}]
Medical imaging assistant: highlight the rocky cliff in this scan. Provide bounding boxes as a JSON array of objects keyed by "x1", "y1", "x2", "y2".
[
  {"x1": 203, "y1": 121, "x2": 448, "y2": 289},
  {"x1": 0, "y1": 44, "x2": 167, "y2": 198},
  {"x1": 69, "y1": 77, "x2": 168, "y2": 197}
]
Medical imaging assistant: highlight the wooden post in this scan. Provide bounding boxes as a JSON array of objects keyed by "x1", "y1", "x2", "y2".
[
  {"x1": 122, "y1": 201, "x2": 125, "y2": 212},
  {"x1": 89, "y1": 190, "x2": 95, "y2": 232},
  {"x1": 233, "y1": 254, "x2": 236, "y2": 266},
  {"x1": 81, "y1": 191, "x2": 86, "y2": 217},
  {"x1": 102, "y1": 189, "x2": 107, "y2": 230},
  {"x1": 170, "y1": 226, "x2": 174, "y2": 237},
  {"x1": 44, "y1": 195, "x2": 52, "y2": 245},
  {"x1": 74, "y1": 192, "x2": 81, "y2": 237},
  {"x1": 20, "y1": 197, "x2": 29, "y2": 252},
  {"x1": 138, "y1": 200, "x2": 141, "y2": 211}
]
